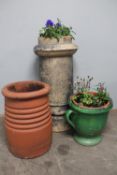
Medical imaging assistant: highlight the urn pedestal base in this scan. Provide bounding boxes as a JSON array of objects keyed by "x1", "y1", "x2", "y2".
[
  {"x1": 51, "y1": 104, "x2": 70, "y2": 132},
  {"x1": 52, "y1": 115, "x2": 70, "y2": 132}
]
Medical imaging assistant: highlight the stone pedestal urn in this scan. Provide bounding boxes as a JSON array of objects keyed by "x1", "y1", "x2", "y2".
[{"x1": 34, "y1": 36, "x2": 78, "y2": 132}]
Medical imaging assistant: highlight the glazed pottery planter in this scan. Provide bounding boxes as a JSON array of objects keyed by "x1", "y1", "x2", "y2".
[
  {"x1": 2, "y1": 80, "x2": 52, "y2": 158},
  {"x1": 65, "y1": 97, "x2": 113, "y2": 146},
  {"x1": 34, "y1": 36, "x2": 78, "y2": 132}
]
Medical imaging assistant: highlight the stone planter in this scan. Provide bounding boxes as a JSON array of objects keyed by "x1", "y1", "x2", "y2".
[
  {"x1": 2, "y1": 80, "x2": 52, "y2": 158},
  {"x1": 34, "y1": 36, "x2": 78, "y2": 132}
]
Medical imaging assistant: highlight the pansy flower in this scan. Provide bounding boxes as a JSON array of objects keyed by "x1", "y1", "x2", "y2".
[{"x1": 46, "y1": 19, "x2": 54, "y2": 27}]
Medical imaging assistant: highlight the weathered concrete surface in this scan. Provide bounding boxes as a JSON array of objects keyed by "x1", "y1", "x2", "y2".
[
  {"x1": 34, "y1": 36, "x2": 78, "y2": 132},
  {"x1": 0, "y1": 111, "x2": 117, "y2": 175}
]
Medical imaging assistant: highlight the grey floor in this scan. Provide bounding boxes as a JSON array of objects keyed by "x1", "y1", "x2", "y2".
[{"x1": 0, "y1": 111, "x2": 117, "y2": 175}]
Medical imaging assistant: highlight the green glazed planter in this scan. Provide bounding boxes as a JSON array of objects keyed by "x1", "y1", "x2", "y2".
[{"x1": 65, "y1": 97, "x2": 113, "y2": 146}]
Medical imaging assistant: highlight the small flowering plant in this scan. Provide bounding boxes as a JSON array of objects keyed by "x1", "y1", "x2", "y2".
[
  {"x1": 73, "y1": 76, "x2": 110, "y2": 107},
  {"x1": 39, "y1": 19, "x2": 75, "y2": 40}
]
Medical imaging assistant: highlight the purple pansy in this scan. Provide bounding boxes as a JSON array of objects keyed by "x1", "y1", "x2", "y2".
[
  {"x1": 56, "y1": 22, "x2": 62, "y2": 27},
  {"x1": 46, "y1": 19, "x2": 54, "y2": 27}
]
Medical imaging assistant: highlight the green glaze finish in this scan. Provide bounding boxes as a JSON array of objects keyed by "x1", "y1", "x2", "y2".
[
  {"x1": 65, "y1": 98, "x2": 113, "y2": 146},
  {"x1": 74, "y1": 135, "x2": 102, "y2": 146}
]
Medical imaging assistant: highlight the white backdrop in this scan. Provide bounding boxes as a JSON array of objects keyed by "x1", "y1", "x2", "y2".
[{"x1": 0, "y1": 0, "x2": 117, "y2": 113}]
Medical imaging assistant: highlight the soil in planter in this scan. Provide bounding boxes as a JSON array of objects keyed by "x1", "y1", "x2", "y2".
[
  {"x1": 73, "y1": 92, "x2": 109, "y2": 108},
  {"x1": 8, "y1": 83, "x2": 43, "y2": 93},
  {"x1": 72, "y1": 98, "x2": 110, "y2": 109}
]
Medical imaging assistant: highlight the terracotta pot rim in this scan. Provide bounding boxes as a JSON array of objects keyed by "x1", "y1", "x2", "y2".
[{"x1": 2, "y1": 80, "x2": 50, "y2": 99}]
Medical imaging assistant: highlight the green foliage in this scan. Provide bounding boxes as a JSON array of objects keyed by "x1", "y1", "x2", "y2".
[
  {"x1": 73, "y1": 76, "x2": 110, "y2": 107},
  {"x1": 39, "y1": 19, "x2": 75, "y2": 40},
  {"x1": 80, "y1": 93, "x2": 93, "y2": 106}
]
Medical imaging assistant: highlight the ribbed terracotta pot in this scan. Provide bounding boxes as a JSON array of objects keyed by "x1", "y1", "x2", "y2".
[
  {"x1": 34, "y1": 36, "x2": 78, "y2": 132},
  {"x1": 2, "y1": 80, "x2": 52, "y2": 158}
]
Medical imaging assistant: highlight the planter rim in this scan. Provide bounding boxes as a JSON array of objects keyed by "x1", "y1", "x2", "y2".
[
  {"x1": 69, "y1": 96, "x2": 113, "y2": 114},
  {"x1": 38, "y1": 35, "x2": 77, "y2": 46},
  {"x1": 39, "y1": 35, "x2": 72, "y2": 42},
  {"x1": 34, "y1": 35, "x2": 78, "y2": 57},
  {"x1": 2, "y1": 80, "x2": 50, "y2": 99}
]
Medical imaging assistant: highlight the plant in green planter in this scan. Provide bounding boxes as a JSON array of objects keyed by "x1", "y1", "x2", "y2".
[
  {"x1": 65, "y1": 76, "x2": 113, "y2": 146},
  {"x1": 40, "y1": 18, "x2": 75, "y2": 40}
]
